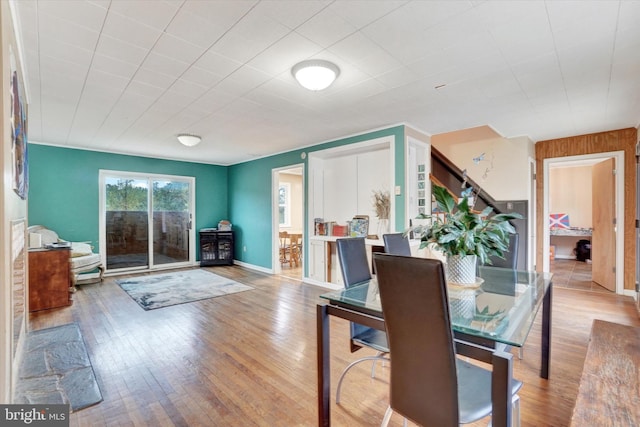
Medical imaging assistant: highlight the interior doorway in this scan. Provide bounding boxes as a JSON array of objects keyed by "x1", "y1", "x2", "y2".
[
  {"x1": 272, "y1": 165, "x2": 304, "y2": 280},
  {"x1": 543, "y1": 151, "x2": 624, "y2": 294}
]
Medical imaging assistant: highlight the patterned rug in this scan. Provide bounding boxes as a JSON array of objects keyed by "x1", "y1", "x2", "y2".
[{"x1": 117, "y1": 269, "x2": 253, "y2": 310}]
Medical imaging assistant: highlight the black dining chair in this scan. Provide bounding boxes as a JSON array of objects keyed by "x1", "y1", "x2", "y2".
[
  {"x1": 335, "y1": 238, "x2": 390, "y2": 404},
  {"x1": 382, "y1": 233, "x2": 412, "y2": 256},
  {"x1": 373, "y1": 253, "x2": 522, "y2": 427},
  {"x1": 487, "y1": 233, "x2": 519, "y2": 269}
]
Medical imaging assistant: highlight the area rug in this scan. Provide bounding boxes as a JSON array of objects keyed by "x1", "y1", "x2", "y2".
[
  {"x1": 117, "y1": 269, "x2": 253, "y2": 310},
  {"x1": 14, "y1": 323, "x2": 103, "y2": 412}
]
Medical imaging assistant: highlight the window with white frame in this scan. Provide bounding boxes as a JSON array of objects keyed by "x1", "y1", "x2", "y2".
[{"x1": 279, "y1": 183, "x2": 291, "y2": 227}]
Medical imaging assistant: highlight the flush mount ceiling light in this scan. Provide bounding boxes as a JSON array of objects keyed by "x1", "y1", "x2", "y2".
[
  {"x1": 291, "y1": 59, "x2": 340, "y2": 91},
  {"x1": 177, "y1": 133, "x2": 201, "y2": 147}
]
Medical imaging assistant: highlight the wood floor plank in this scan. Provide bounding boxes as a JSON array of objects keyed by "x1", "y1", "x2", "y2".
[{"x1": 28, "y1": 265, "x2": 639, "y2": 426}]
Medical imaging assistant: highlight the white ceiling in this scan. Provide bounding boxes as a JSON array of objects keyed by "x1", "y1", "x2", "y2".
[{"x1": 11, "y1": 0, "x2": 640, "y2": 166}]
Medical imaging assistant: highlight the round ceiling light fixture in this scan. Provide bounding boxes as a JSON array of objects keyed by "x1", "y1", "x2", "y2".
[
  {"x1": 177, "y1": 133, "x2": 201, "y2": 147},
  {"x1": 291, "y1": 59, "x2": 340, "y2": 91}
]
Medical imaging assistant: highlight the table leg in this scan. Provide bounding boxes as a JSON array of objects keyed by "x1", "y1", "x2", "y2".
[
  {"x1": 541, "y1": 283, "x2": 552, "y2": 379},
  {"x1": 491, "y1": 350, "x2": 513, "y2": 427},
  {"x1": 317, "y1": 304, "x2": 330, "y2": 426}
]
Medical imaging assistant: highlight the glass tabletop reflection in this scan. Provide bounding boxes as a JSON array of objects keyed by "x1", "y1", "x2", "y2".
[{"x1": 320, "y1": 266, "x2": 553, "y2": 348}]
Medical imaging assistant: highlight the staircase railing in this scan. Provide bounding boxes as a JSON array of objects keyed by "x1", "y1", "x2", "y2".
[{"x1": 430, "y1": 146, "x2": 501, "y2": 213}]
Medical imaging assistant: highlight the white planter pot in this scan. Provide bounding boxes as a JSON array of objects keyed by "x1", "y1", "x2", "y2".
[
  {"x1": 448, "y1": 287, "x2": 476, "y2": 325},
  {"x1": 446, "y1": 254, "x2": 477, "y2": 285}
]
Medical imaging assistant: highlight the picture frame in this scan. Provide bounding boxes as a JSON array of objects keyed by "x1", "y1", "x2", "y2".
[
  {"x1": 349, "y1": 216, "x2": 369, "y2": 237},
  {"x1": 10, "y1": 48, "x2": 28, "y2": 200}
]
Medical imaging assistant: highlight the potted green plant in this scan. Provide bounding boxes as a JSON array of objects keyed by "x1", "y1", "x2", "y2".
[{"x1": 413, "y1": 185, "x2": 522, "y2": 285}]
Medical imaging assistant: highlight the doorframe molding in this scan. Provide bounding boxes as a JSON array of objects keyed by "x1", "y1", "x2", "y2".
[
  {"x1": 542, "y1": 151, "x2": 624, "y2": 294},
  {"x1": 271, "y1": 163, "x2": 305, "y2": 276}
]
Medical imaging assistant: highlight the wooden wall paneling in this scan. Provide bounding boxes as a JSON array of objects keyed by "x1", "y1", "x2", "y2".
[{"x1": 535, "y1": 128, "x2": 637, "y2": 290}]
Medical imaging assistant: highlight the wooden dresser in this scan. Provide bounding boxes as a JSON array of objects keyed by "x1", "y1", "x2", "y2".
[{"x1": 28, "y1": 248, "x2": 73, "y2": 312}]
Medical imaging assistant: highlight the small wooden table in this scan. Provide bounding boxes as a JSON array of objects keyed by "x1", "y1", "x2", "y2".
[{"x1": 570, "y1": 319, "x2": 640, "y2": 426}]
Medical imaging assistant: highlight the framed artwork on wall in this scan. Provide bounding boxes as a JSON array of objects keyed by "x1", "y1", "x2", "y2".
[{"x1": 10, "y1": 47, "x2": 28, "y2": 200}]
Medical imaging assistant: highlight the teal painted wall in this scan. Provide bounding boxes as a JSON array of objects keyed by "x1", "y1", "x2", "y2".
[
  {"x1": 28, "y1": 144, "x2": 228, "y2": 258},
  {"x1": 228, "y1": 125, "x2": 406, "y2": 270}
]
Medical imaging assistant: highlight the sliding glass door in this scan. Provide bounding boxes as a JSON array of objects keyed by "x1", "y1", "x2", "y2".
[
  {"x1": 100, "y1": 171, "x2": 195, "y2": 273},
  {"x1": 152, "y1": 179, "x2": 191, "y2": 266}
]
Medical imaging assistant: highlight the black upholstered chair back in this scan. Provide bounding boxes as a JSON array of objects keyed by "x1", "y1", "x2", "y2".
[
  {"x1": 373, "y1": 253, "x2": 459, "y2": 426},
  {"x1": 336, "y1": 238, "x2": 371, "y2": 287},
  {"x1": 336, "y1": 238, "x2": 373, "y2": 342},
  {"x1": 488, "y1": 233, "x2": 519, "y2": 269},
  {"x1": 382, "y1": 233, "x2": 412, "y2": 256}
]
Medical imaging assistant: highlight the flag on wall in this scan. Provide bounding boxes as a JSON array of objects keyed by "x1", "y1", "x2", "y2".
[{"x1": 550, "y1": 213, "x2": 570, "y2": 229}]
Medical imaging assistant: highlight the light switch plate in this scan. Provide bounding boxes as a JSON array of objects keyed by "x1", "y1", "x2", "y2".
[{"x1": 395, "y1": 186, "x2": 401, "y2": 195}]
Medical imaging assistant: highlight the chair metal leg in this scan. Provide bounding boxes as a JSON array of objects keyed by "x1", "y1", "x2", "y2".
[
  {"x1": 381, "y1": 406, "x2": 393, "y2": 427},
  {"x1": 488, "y1": 393, "x2": 520, "y2": 427},
  {"x1": 512, "y1": 394, "x2": 521, "y2": 427},
  {"x1": 370, "y1": 351, "x2": 386, "y2": 378},
  {"x1": 336, "y1": 354, "x2": 389, "y2": 403}
]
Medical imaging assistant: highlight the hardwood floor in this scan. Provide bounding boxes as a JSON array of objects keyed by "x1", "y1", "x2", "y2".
[
  {"x1": 550, "y1": 258, "x2": 612, "y2": 293},
  {"x1": 27, "y1": 265, "x2": 639, "y2": 426}
]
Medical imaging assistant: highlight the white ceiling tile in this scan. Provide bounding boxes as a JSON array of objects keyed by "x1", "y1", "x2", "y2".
[
  {"x1": 37, "y1": 0, "x2": 107, "y2": 31},
  {"x1": 109, "y1": 0, "x2": 181, "y2": 30},
  {"x1": 38, "y1": 14, "x2": 100, "y2": 51},
  {"x1": 295, "y1": 7, "x2": 357, "y2": 47},
  {"x1": 329, "y1": 0, "x2": 407, "y2": 30},
  {"x1": 193, "y1": 51, "x2": 243, "y2": 78},
  {"x1": 210, "y1": 10, "x2": 292, "y2": 63},
  {"x1": 327, "y1": 78, "x2": 388, "y2": 105},
  {"x1": 153, "y1": 33, "x2": 207, "y2": 65},
  {"x1": 125, "y1": 80, "x2": 166, "y2": 99},
  {"x1": 39, "y1": 55, "x2": 87, "y2": 83},
  {"x1": 38, "y1": 37, "x2": 94, "y2": 69},
  {"x1": 180, "y1": 0, "x2": 255, "y2": 28},
  {"x1": 215, "y1": 66, "x2": 272, "y2": 97},
  {"x1": 547, "y1": 1, "x2": 619, "y2": 51},
  {"x1": 252, "y1": 0, "x2": 330, "y2": 29},
  {"x1": 91, "y1": 53, "x2": 139, "y2": 80},
  {"x1": 618, "y1": 1, "x2": 640, "y2": 31},
  {"x1": 102, "y1": 11, "x2": 163, "y2": 50},
  {"x1": 165, "y1": 11, "x2": 230, "y2": 49},
  {"x1": 249, "y1": 32, "x2": 323, "y2": 75},
  {"x1": 188, "y1": 90, "x2": 236, "y2": 115},
  {"x1": 95, "y1": 34, "x2": 149, "y2": 66},
  {"x1": 85, "y1": 68, "x2": 130, "y2": 93},
  {"x1": 180, "y1": 66, "x2": 225, "y2": 88},
  {"x1": 168, "y1": 79, "x2": 209, "y2": 100},
  {"x1": 141, "y1": 52, "x2": 190, "y2": 78},
  {"x1": 374, "y1": 66, "x2": 421, "y2": 89},
  {"x1": 81, "y1": 78, "x2": 122, "y2": 104},
  {"x1": 133, "y1": 67, "x2": 178, "y2": 90}
]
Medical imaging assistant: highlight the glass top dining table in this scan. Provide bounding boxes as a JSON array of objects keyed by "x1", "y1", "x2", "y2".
[
  {"x1": 320, "y1": 266, "x2": 553, "y2": 349},
  {"x1": 316, "y1": 265, "x2": 553, "y2": 427}
]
